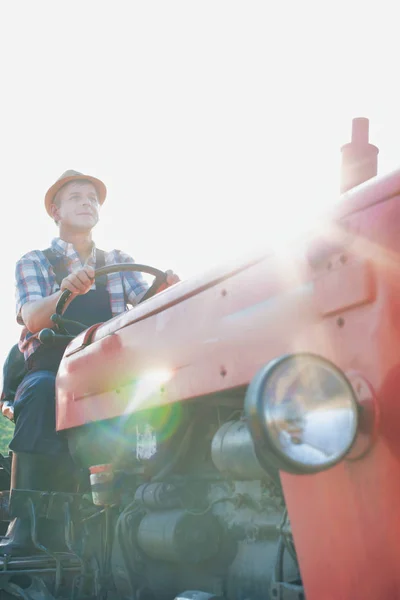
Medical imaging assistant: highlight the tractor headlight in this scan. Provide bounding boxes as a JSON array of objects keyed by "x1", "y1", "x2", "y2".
[{"x1": 245, "y1": 354, "x2": 359, "y2": 475}]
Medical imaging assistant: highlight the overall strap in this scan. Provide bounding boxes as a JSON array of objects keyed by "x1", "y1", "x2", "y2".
[
  {"x1": 42, "y1": 248, "x2": 68, "y2": 286},
  {"x1": 95, "y1": 249, "x2": 107, "y2": 288}
]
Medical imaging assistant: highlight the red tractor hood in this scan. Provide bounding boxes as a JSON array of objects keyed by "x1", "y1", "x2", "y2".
[{"x1": 56, "y1": 167, "x2": 400, "y2": 433}]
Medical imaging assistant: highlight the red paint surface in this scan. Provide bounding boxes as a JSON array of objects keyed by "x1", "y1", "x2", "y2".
[{"x1": 56, "y1": 168, "x2": 400, "y2": 599}]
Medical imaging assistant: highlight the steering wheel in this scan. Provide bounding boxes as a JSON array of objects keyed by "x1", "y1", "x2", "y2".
[
  {"x1": 40, "y1": 263, "x2": 169, "y2": 339},
  {"x1": 55, "y1": 263, "x2": 168, "y2": 316}
]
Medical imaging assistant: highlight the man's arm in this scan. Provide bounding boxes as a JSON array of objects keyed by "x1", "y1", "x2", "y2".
[
  {"x1": 117, "y1": 250, "x2": 180, "y2": 307},
  {"x1": 17, "y1": 257, "x2": 95, "y2": 333},
  {"x1": 124, "y1": 268, "x2": 180, "y2": 306},
  {"x1": 116, "y1": 251, "x2": 150, "y2": 307},
  {"x1": 21, "y1": 291, "x2": 66, "y2": 333}
]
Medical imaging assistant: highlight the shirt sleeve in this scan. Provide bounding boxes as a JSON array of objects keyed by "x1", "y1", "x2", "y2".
[
  {"x1": 117, "y1": 251, "x2": 149, "y2": 306},
  {"x1": 15, "y1": 255, "x2": 52, "y2": 324}
]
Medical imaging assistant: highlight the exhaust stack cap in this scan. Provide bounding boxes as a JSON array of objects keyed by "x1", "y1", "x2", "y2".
[{"x1": 340, "y1": 117, "x2": 379, "y2": 194}]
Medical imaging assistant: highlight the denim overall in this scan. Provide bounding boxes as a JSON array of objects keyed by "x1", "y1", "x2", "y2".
[{"x1": 10, "y1": 252, "x2": 112, "y2": 455}]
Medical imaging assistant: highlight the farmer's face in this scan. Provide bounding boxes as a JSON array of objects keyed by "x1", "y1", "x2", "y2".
[{"x1": 51, "y1": 181, "x2": 100, "y2": 231}]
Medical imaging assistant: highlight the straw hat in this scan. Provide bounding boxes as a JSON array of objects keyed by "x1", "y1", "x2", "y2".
[{"x1": 45, "y1": 170, "x2": 107, "y2": 216}]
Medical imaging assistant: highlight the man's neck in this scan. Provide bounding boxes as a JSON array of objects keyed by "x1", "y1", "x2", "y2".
[{"x1": 58, "y1": 228, "x2": 93, "y2": 263}]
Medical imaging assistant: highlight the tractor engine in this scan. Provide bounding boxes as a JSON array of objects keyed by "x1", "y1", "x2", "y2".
[{"x1": 65, "y1": 398, "x2": 301, "y2": 600}]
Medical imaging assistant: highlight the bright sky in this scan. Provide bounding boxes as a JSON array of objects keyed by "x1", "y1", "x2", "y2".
[{"x1": 1, "y1": 0, "x2": 399, "y2": 367}]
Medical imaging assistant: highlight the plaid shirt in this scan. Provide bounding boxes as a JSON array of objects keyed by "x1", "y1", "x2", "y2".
[{"x1": 16, "y1": 237, "x2": 149, "y2": 359}]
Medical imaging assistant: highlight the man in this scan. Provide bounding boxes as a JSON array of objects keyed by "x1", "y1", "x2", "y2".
[{"x1": 0, "y1": 170, "x2": 179, "y2": 555}]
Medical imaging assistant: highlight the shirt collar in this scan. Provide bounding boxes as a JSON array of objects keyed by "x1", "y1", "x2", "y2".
[{"x1": 50, "y1": 237, "x2": 96, "y2": 266}]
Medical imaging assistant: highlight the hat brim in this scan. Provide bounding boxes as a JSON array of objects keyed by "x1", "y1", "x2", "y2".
[{"x1": 45, "y1": 175, "x2": 107, "y2": 217}]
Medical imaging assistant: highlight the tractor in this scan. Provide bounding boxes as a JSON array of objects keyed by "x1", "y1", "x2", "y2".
[{"x1": 0, "y1": 117, "x2": 395, "y2": 599}]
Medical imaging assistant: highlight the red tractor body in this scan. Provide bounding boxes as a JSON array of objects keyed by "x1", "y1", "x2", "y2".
[{"x1": 56, "y1": 166, "x2": 400, "y2": 599}]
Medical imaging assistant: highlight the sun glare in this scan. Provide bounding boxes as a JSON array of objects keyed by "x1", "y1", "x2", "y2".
[{"x1": 123, "y1": 368, "x2": 174, "y2": 415}]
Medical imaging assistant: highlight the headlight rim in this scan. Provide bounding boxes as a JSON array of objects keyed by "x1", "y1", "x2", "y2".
[{"x1": 245, "y1": 352, "x2": 359, "y2": 475}]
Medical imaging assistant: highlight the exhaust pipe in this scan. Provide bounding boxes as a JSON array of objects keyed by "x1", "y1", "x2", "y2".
[{"x1": 340, "y1": 117, "x2": 379, "y2": 193}]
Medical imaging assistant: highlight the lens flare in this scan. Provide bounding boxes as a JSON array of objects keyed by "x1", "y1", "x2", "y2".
[
  {"x1": 72, "y1": 365, "x2": 186, "y2": 468},
  {"x1": 123, "y1": 368, "x2": 174, "y2": 414}
]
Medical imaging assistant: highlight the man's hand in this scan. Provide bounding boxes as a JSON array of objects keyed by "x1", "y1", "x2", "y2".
[
  {"x1": 1, "y1": 401, "x2": 14, "y2": 422},
  {"x1": 21, "y1": 265, "x2": 96, "y2": 333},
  {"x1": 165, "y1": 270, "x2": 180, "y2": 286},
  {"x1": 60, "y1": 266, "x2": 95, "y2": 295},
  {"x1": 155, "y1": 270, "x2": 180, "y2": 294}
]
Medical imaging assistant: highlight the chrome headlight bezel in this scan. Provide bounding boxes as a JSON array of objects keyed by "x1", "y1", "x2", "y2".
[{"x1": 244, "y1": 353, "x2": 359, "y2": 475}]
